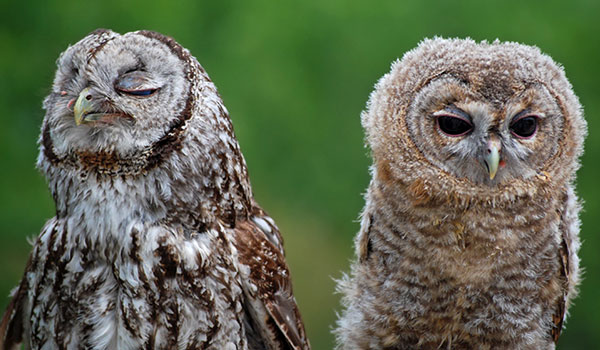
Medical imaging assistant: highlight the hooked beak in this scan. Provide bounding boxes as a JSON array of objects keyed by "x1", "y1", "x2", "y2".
[
  {"x1": 73, "y1": 88, "x2": 96, "y2": 125},
  {"x1": 484, "y1": 136, "x2": 502, "y2": 180},
  {"x1": 73, "y1": 87, "x2": 132, "y2": 125}
]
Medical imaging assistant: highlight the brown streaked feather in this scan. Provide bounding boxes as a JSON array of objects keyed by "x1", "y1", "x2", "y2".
[{"x1": 233, "y1": 217, "x2": 310, "y2": 350}]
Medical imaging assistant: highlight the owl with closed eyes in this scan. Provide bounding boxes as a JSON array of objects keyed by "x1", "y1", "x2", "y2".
[
  {"x1": 0, "y1": 29, "x2": 310, "y2": 350},
  {"x1": 335, "y1": 38, "x2": 586, "y2": 349}
]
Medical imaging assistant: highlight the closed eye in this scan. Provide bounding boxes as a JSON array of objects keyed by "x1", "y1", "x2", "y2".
[
  {"x1": 114, "y1": 70, "x2": 160, "y2": 97},
  {"x1": 118, "y1": 88, "x2": 158, "y2": 96}
]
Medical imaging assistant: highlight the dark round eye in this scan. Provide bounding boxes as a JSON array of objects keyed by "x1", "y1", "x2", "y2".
[
  {"x1": 437, "y1": 115, "x2": 473, "y2": 136},
  {"x1": 510, "y1": 116, "x2": 538, "y2": 139}
]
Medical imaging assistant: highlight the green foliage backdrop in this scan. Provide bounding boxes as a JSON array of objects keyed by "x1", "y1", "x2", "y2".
[{"x1": 1, "y1": 1, "x2": 598, "y2": 348}]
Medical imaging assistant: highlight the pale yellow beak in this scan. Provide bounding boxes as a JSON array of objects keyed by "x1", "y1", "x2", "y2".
[
  {"x1": 485, "y1": 137, "x2": 502, "y2": 180},
  {"x1": 73, "y1": 87, "x2": 95, "y2": 125}
]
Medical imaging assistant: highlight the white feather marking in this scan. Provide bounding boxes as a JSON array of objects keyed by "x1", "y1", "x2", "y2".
[{"x1": 252, "y1": 216, "x2": 272, "y2": 234}]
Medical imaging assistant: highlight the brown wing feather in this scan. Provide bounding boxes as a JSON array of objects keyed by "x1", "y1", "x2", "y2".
[
  {"x1": 233, "y1": 214, "x2": 310, "y2": 350},
  {"x1": 0, "y1": 255, "x2": 31, "y2": 350},
  {"x1": 551, "y1": 189, "x2": 579, "y2": 343},
  {"x1": 551, "y1": 233, "x2": 570, "y2": 343}
]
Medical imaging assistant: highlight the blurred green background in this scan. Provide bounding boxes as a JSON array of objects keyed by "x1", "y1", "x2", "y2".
[{"x1": 1, "y1": 0, "x2": 598, "y2": 348}]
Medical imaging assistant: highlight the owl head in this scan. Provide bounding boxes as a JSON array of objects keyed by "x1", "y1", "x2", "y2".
[
  {"x1": 38, "y1": 29, "x2": 252, "y2": 223},
  {"x1": 39, "y1": 29, "x2": 247, "y2": 178},
  {"x1": 41, "y1": 29, "x2": 205, "y2": 157},
  {"x1": 363, "y1": 38, "x2": 587, "y2": 208}
]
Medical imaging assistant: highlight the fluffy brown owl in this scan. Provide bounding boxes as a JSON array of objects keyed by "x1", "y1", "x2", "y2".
[
  {"x1": 335, "y1": 38, "x2": 586, "y2": 349},
  {"x1": 0, "y1": 29, "x2": 310, "y2": 350}
]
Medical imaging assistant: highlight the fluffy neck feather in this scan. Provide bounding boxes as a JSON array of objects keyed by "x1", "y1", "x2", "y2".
[{"x1": 37, "y1": 111, "x2": 254, "y2": 243}]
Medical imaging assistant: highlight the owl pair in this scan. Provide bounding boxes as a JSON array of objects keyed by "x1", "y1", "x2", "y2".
[{"x1": 0, "y1": 30, "x2": 585, "y2": 350}]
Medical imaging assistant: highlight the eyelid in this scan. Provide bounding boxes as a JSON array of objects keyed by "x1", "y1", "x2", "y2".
[
  {"x1": 114, "y1": 70, "x2": 159, "y2": 93},
  {"x1": 511, "y1": 111, "x2": 545, "y2": 124},
  {"x1": 432, "y1": 109, "x2": 473, "y2": 125}
]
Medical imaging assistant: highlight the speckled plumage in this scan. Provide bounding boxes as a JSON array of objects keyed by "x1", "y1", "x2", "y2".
[
  {"x1": 0, "y1": 29, "x2": 309, "y2": 350},
  {"x1": 335, "y1": 38, "x2": 586, "y2": 349}
]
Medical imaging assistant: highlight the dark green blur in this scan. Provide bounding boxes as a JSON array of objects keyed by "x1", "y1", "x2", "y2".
[{"x1": 0, "y1": 1, "x2": 598, "y2": 349}]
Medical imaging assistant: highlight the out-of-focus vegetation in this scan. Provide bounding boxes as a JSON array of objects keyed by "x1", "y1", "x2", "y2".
[{"x1": 0, "y1": 1, "x2": 598, "y2": 348}]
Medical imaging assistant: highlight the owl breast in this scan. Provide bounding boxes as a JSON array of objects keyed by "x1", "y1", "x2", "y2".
[
  {"x1": 23, "y1": 214, "x2": 247, "y2": 350},
  {"x1": 359, "y1": 195, "x2": 563, "y2": 348}
]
